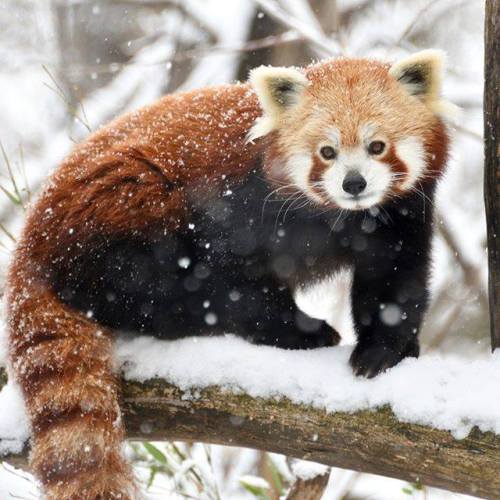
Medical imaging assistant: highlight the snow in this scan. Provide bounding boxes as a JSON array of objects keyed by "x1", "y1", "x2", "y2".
[
  {"x1": 0, "y1": 463, "x2": 38, "y2": 500},
  {"x1": 114, "y1": 335, "x2": 500, "y2": 440},
  {"x1": 239, "y1": 475, "x2": 270, "y2": 490},
  {"x1": 0, "y1": 0, "x2": 491, "y2": 497},
  {"x1": 0, "y1": 381, "x2": 29, "y2": 456},
  {"x1": 291, "y1": 459, "x2": 328, "y2": 480},
  {"x1": 0, "y1": 319, "x2": 29, "y2": 457},
  {"x1": 1, "y1": 332, "x2": 499, "y2": 457}
]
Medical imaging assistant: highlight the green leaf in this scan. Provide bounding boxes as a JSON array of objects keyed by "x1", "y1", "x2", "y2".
[
  {"x1": 170, "y1": 442, "x2": 187, "y2": 462},
  {"x1": 147, "y1": 466, "x2": 158, "y2": 490},
  {"x1": 239, "y1": 475, "x2": 271, "y2": 500},
  {"x1": 402, "y1": 486, "x2": 413, "y2": 494},
  {"x1": 0, "y1": 184, "x2": 21, "y2": 205},
  {"x1": 0, "y1": 140, "x2": 24, "y2": 210},
  {"x1": 0, "y1": 222, "x2": 16, "y2": 242},
  {"x1": 143, "y1": 442, "x2": 167, "y2": 464},
  {"x1": 266, "y1": 455, "x2": 284, "y2": 494}
]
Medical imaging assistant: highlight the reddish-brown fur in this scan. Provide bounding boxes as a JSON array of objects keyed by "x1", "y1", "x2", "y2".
[
  {"x1": 6, "y1": 59, "x2": 449, "y2": 499},
  {"x1": 260, "y1": 59, "x2": 448, "y2": 205},
  {"x1": 309, "y1": 155, "x2": 330, "y2": 196},
  {"x1": 7, "y1": 83, "x2": 261, "y2": 499}
]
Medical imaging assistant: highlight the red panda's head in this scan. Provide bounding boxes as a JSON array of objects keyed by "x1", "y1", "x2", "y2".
[{"x1": 248, "y1": 50, "x2": 453, "y2": 210}]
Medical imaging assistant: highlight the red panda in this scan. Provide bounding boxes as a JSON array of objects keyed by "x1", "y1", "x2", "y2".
[{"x1": 6, "y1": 50, "x2": 450, "y2": 499}]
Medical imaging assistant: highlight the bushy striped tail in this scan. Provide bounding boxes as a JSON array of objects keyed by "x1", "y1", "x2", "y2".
[{"x1": 6, "y1": 279, "x2": 136, "y2": 499}]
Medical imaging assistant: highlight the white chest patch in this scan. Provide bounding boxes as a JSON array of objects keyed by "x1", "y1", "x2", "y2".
[{"x1": 294, "y1": 268, "x2": 356, "y2": 345}]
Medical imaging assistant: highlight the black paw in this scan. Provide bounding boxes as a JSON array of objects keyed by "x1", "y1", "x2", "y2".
[
  {"x1": 291, "y1": 312, "x2": 340, "y2": 349},
  {"x1": 349, "y1": 341, "x2": 418, "y2": 378},
  {"x1": 250, "y1": 321, "x2": 340, "y2": 349},
  {"x1": 293, "y1": 324, "x2": 340, "y2": 350}
]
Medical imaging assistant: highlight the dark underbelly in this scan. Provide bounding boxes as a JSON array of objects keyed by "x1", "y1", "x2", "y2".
[
  {"x1": 55, "y1": 233, "x2": 275, "y2": 337},
  {"x1": 52, "y1": 172, "x2": 367, "y2": 337}
]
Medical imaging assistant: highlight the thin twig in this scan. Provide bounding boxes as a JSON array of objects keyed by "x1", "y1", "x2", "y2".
[
  {"x1": 396, "y1": 0, "x2": 475, "y2": 47},
  {"x1": 0, "y1": 141, "x2": 24, "y2": 211},
  {"x1": 436, "y1": 216, "x2": 488, "y2": 310},
  {"x1": 253, "y1": 0, "x2": 341, "y2": 57},
  {"x1": 0, "y1": 239, "x2": 11, "y2": 251},
  {"x1": 455, "y1": 124, "x2": 483, "y2": 142},
  {"x1": 42, "y1": 65, "x2": 92, "y2": 133},
  {"x1": 55, "y1": 31, "x2": 303, "y2": 78},
  {"x1": 425, "y1": 295, "x2": 469, "y2": 351},
  {"x1": 52, "y1": 0, "x2": 218, "y2": 44},
  {"x1": 0, "y1": 222, "x2": 16, "y2": 243},
  {"x1": 395, "y1": 0, "x2": 446, "y2": 45},
  {"x1": 18, "y1": 144, "x2": 31, "y2": 204}
]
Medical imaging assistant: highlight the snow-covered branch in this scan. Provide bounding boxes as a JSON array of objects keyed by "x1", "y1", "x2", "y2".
[{"x1": 1, "y1": 366, "x2": 500, "y2": 499}]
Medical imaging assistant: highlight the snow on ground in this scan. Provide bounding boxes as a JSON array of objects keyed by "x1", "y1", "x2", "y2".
[{"x1": 1, "y1": 333, "x2": 500, "y2": 459}]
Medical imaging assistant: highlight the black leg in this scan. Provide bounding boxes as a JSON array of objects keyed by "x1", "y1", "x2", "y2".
[{"x1": 349, "y1": 264, "x2": 428, "y2": 378}]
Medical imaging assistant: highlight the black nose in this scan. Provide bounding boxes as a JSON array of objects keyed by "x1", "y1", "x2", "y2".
[{"x1": 342, "y1": 171, "x2": 367, "y2": 196}]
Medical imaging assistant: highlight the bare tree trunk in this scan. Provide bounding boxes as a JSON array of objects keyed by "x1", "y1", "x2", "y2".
[{"x1": 484, "y1": 0, "x2": 500, "y2": 350}]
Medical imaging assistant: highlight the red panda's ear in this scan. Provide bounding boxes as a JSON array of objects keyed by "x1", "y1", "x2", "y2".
[
  {"x1": 389, "y1": 49, "x2": 445, "y2": 104},
  {"x1": 247, "y1": 66, "x2": 308, "y2": 141}
]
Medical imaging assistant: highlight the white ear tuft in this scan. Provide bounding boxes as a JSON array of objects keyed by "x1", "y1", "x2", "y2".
[
  {"x1": 247, "y1": 66, "x2": 308, "y2": 141},
  {"x1": 389, "y1": 49, "x2": 445, "y2": 103}
]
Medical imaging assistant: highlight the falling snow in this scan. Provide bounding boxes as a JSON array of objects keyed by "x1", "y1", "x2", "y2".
[{"x1": 0, "y1": 0, "x2": 490, "y2": 498}]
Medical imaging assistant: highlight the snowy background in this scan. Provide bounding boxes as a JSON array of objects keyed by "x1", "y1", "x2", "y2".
[{"x1": 0, "y1": 0, "x2": 490, "y2": 498}]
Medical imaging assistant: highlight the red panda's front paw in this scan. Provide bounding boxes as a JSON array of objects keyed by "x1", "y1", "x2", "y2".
[{"x1": 349, "y1": 342, "x2": 417, "y2": 378}]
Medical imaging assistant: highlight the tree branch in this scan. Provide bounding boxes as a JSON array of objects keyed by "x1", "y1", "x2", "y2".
[
  {"x1": 1, "y1": 369, "x2": 500, "y2": 498},
  {"x1": 286, "y1": 470, "x2": 330, "y2": 500},
  {"x1": 252, "y1": 0, "x2": 341, "y2": 57},
  {"x1": 39, "y1": 31, "x2": 303, "y2": 78}
]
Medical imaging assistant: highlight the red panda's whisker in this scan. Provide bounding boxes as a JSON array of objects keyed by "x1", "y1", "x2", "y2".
[
  {"x1": 275, "y1": 191, "x2": 305, "y2": 229},
  {"x1": 261, "y1": 184, "x2": 299, "y2": 222},
  {"x1": 283, "y1": 194, "x2": 310, "y2": 222},
  {"x1": 412, "y1": 183, "x2": 435, "y2": 208},
  {"x1": 377, "y1": 204, "x2": 394, "y2": 225},
  {"x1": 328, "y1": 209, "x2": 346, "y2": 236}
]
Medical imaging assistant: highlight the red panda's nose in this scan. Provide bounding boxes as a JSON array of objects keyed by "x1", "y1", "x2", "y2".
[{"x1": 342, "y1": 171, "x2": 367, "y2": 196}]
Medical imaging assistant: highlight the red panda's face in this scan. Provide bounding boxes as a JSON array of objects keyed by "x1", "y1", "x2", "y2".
[
  {"x1": 284, "y1": 121, "x2": 410, "y2": 211},
  {"x1": 249, "y1": 51, "x2": 451, "y2": 211}
]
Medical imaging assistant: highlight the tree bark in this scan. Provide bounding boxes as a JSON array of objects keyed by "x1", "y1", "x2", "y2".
[
  {"x1": 285, "y1": 471, "x2": 330, "y2": 500},
  {"x1": 485, "y1": 0, "x2": 500, "y2": 350},
  {"x1": 1, "y1": 369, "x2": 500, "y2": 499}
]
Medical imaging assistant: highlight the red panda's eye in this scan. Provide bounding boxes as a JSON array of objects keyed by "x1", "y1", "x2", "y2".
[
  {"x1": 368, "y1": 141, "x2": 386, "y2": 155},
  {"x1": 319, "y1": 146, "x2": 337, "y2": 160}
]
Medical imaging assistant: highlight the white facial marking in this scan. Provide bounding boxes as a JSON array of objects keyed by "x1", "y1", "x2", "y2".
[
  {"x1": 325, "y1": 126, "x2": 340, "y2": 148},
  {"x1": 359, "y1": 123, "x2": 377, "y2": 143},
  {"x1": 284, "y1": 126, "x2": 426, "y2": 210},
  {"x1": 322, "y1": 145, "x2": 392, "y2": 210},
  {"x1": 395, "y1": 136, "x2": 426, "y2": 189},
  {"x1": 286, "y1": 153, "x2": 323, "y2": 203}
]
